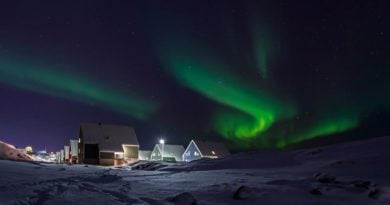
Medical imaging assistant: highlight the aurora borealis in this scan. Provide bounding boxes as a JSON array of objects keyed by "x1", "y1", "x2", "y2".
[
  {"x1": 159, "y1": 41, "x2": 296, "y2": 141},
  {"x1": 0, "y1": 0, "x2": 389, "y2": 150},
  {"x1": 0, "y1": 57, "x2": 157, "y2": 120}
]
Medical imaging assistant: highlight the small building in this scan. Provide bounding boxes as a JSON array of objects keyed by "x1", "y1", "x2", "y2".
[
  {"x1": 151, "y1": 144, "x2": 185, "y2": 162},
  {"x1": 55, "y1": 151, "x2": 61, "y2": 163},
  {"x1": 183, "y1": 140, "x2": 230, "y2": 162},
  {"x1": 138, "y1": 150, "x2": 152, "y2": 161},
  {"x1": 69, "y1": 139, "x2": 78, "y2": 163},
  {"x1": 64, "y1": 146, "x2": 70, "y2": 163},
  {"x1": 78, "y1": 122, "x2": 139, "y2": 166},
  {"x1": 60, "y1": 149, "x2": 65, "y2": 163}
]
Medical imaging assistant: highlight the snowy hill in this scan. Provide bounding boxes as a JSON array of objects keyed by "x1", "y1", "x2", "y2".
[
  {"x1": 0, "y1": 141, "x2": 33, "y2": 161},
  {"x1": 0, "y1": 136, "x2": 390, "y2": 204}
]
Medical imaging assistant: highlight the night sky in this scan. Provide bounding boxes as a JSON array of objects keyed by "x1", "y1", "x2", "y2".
[{"x1": 0, "y1": 1, "x2": 389, "y2": 151}]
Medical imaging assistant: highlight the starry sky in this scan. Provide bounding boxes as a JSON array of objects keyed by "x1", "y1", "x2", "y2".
[{"x1": 0, "y1": 0, "x2": 389, "y2": 151}]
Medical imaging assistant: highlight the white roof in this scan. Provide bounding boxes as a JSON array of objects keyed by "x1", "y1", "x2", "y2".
[{"x1": 79, "y1": 122, "x2": 139, "y2": 152}]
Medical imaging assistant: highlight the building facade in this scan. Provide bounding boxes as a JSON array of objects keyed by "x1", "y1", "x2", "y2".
[
  {"x1": 138, "y1": 150, "x2": 152, "y2": 161},
  {"x1": 150, "y1": 144, "x2": 185, "y2": 162},
  {"x1": 78, "y1": 123, "x2": 140, "y2": 166}
]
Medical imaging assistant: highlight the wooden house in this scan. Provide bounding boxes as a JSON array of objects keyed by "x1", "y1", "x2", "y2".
[
  {"x1": 183, "y1": 140, "x2": 230, "y2": 162},
  {"x1": 78, "y1": 122, "x2": 139, "y2": 166},
  {"x1": 150, "y1": 144, "x2": 184, "y2": 162}
]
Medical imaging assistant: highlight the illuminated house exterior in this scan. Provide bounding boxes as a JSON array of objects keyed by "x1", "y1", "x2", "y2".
[
  {"x1": 150, "y1": 144, "x2": 184, "y2": 162},
  {"x1": 69, "y1": 139, "x2": 78, "y2": 163},
  {"x1": 138, "y1": 150, "x2": 152, "y2": 161},
  {"x1": 183, "y1": 140, "x2": 230, "y2": 162},
  {"x1": 78, "y1": 123, "x2": 139, "y2": 166}
]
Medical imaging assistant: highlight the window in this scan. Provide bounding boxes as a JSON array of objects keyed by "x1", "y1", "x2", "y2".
[
  {"x1": 211, "y1": 150, "x2": 216, "y2": 155},
  {"x1": 115, "y1": 153, "x2": 124, "y2": 159},
  {"x1": 194, "y1": 151, "x2": 199, "y2": 156},
  {"x1": 152, "y1": 153, "x2": 156, "y2": 157},
  {"x1": 100, "y1": 152, "x2": 115, "y2": 159}
]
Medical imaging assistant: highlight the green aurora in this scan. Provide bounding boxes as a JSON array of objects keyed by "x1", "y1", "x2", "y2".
[
  {"x1": 274, "y1": 115, "x2": 360, "y2": 149},
  {"x1": 249, "y1": 17, "x2": 272, "y2": 80},
  {"x1": 158, "y1": 34, "x2": 363, "y2": 148},
  {"x1": 160, "y1": 43, "x2": 297, "y2": 142},
  {"x1": 0, "y1": 57, "x2": 157, "y2": 119}
]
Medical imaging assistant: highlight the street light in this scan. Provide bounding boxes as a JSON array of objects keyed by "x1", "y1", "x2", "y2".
[{"x1": 159, "y1": 139, "x2": 165, "y2": 161}]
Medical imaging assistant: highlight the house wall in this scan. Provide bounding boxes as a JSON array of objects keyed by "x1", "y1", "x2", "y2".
[
  {"x1": 138, "y1": 151, "x2": 152, "y2": 160},
  {"x1": 100, "y1": 151, "x2": 130, "y2": 166},
  {"x1": 123, "y1": 145, "x2": 139, "y2": 160},
  {"x1": 183, "y1": 141, "x2": 202, "y2": 162},
  {"x1": 150, "y1": 146, "x2": 162, "y2": 161},
  {"x1": 70, "y1": 140, "x2": 78, "y2": 157}
]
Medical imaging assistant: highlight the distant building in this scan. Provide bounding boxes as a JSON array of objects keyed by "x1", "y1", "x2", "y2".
[
  {"x1": 182, "y1": 140, "x2": 230, "y2": 162},
  {"x1": 64, "y1": 146, "x2": 70, "y2": 163},
  {"x1": 150, "y1": 144, "x2": 185, "y2": 162},
  {"x1": 48, "y1": 152, "x2": 56, "y2": 162},
  {"x1": 78, "y1": 123, "x2": 140, "y2": 166},
  {"x1": 36, "y1": 150, "x2": 47, "y2": 155},
  {"x1": 55, "y1": 151, "x2": 61, "y2": 163},
  {"x1": 138, "y1": 150, "x2": 152, "y2": 160},
  {"x1": 69, "y1": 139, "x2": 78, "y2": 163},
  {"x1": 60, "y1": 149, "x2": 65, "y2": 163}
]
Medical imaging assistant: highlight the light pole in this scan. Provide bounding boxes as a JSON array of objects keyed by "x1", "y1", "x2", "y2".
[{"x1": 159, "y1": 139, "x2": 165, "y2": 161}]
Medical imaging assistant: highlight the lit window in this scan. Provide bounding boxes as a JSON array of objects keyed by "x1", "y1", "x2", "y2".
[
  {"x1": 211, "y1": 151, "x2": 216, "y2": 155},
  {"x1": 194, "y1": 151, "x2": 199, "y2": 156},
  {"x1": 152, "y1": 153, "x2": 156, "y2": 157}
]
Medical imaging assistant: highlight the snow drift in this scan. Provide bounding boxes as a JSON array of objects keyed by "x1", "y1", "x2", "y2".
[{"x1": 0, "y1": 141, "x2": 33, "y2": 161}]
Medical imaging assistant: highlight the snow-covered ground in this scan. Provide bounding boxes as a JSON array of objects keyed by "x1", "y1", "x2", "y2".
[
  {"x1": 1, "y1": 136, "x2": 390, "y2": 205},
  {"x1": 0, "y1": 141, "x2": 33, "y2": 161}
]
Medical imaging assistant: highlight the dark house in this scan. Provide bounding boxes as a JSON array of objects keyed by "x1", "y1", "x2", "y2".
[
  {"x1": 183, "y1": 140, "x2": 230, "y2": 162},
  {"x1": 78, "y1": 123, "x2": 139, "y2": 166}
]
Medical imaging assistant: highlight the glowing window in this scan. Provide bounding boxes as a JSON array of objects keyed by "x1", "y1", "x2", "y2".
[{"x1": 194, "y1": 151, "x2": 199, "y2": 156}]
